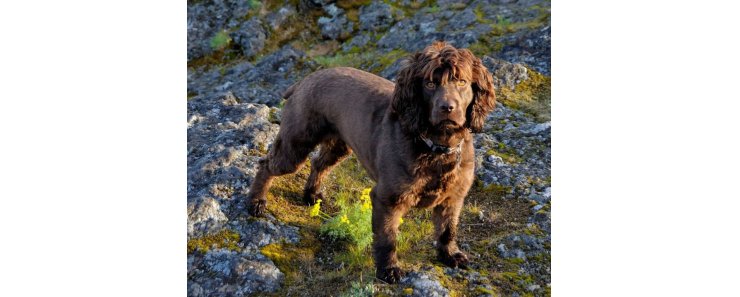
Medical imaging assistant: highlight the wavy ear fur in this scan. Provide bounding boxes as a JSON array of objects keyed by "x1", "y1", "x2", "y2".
[
  {"x1": 391, "y1": 53, "x2": 428, "y2": 135},
  {"x1": 462, "y1": 49, "x2": 496, "y2": 133}
]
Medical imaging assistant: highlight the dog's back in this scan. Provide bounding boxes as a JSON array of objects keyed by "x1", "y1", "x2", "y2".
[{"x1": 279, "y1": 67, "x2": 395, "y2": 176}]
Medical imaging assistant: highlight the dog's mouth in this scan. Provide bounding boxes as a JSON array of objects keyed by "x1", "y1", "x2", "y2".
[
  {"x1": 433, "y1": 119, "x2": 462, "y2": 130},
  {"x1": 428, "y1": 120, "x2": 466, "y2": 141}
]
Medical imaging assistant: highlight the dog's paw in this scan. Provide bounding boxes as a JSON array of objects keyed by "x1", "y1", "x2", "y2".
[
  {"x1": 248, "y1": 199, "x2": 267, "y2": 217},
  {"x1": 303, "y1": 191, "x2": 324, "y2": 206},
  {"x1": 438, "y1": 251, "x2": 470, "y2": 269},
  {"x1": 376, "y1": 266, "x2": 405, "y2": 284}
]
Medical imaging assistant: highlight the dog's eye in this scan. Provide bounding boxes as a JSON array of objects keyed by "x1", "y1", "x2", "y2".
[
  {"x1": 456, "y1": 80, "x2": 467, "y2": 87},
  {"x1": 425, "y1": 82, "x2": 436, "y2": 89}
]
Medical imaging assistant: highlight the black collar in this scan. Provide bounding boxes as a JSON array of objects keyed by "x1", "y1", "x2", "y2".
[{"x1": 419, "y1": 135, "x2": 464, "y2": 155}]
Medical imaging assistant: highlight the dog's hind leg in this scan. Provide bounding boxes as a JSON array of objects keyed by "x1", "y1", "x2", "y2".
[
  {"x1": 302, "y1": 136, "x2": 352, "y2": 205},
  {"x1": 246, "y1": 132, "x2": 319, "y2": 217}
]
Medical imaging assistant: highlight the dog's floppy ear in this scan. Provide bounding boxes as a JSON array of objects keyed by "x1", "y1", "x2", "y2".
[
  {"x1": 391, "y1": 53, "x2": 428, "y2": 135},
  {"x1": 462, "y1": 50, "x2": 496, "y2": 133}
]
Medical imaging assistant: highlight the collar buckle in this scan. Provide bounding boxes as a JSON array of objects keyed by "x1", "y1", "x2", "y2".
[{"x1": 419, "y1": 135, "x2": 462, "y2": 155}]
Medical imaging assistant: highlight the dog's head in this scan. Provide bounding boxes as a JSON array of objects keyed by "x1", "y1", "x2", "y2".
[{"x1": 391, "y1": 41, "x2": 496, "y2": 136}]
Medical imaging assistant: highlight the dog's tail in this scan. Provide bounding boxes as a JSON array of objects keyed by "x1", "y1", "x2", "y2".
[{"x1": 282, "y1": 81, "x2": 300, "y2": 100}]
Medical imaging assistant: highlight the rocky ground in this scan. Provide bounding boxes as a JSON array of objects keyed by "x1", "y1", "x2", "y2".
[{"x1": 188, "y1": 0, "x2": 550, "y2": 296}]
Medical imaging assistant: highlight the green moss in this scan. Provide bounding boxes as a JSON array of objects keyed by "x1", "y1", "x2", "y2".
[
  {"x1": 467, "y1": 38, "x2": 505, "y2": 58},
  {"x1": 475, "y1": 286, "x2": 498, "y2": 296},
  {"x1": 334, "y1": 0, "x2": 370, "y2": 25},
  {"x1": 495, "y1": 272, "x2": 537, "y2": 296},
  {"x1": 507, "y1": 257, "x2": 525, "y2": 264},
  {"x1": 528, "y1": 252, "x2": 551, "y2": 266},
  {"x1": 335, "y1": 0, "x2": 373, "y2": 10},
  {"x1": 209, "y1": 30, "x2": 232, "y2": 50},
  {"x1": 255, "y1": 7, "x2": 325, "y2": 62},
  {"x1": 268, "y1": 108, "x2": 279, "y2": 124},
  {"x1": 247, "y1": 0, "x2": 261, "y2": 10},
  {"x1": 449, "y1": 3, "x2": 466, "y2": 10},
  {"x1": 259, "y1": 230, "x2": 322, "y2": 290},
  {"x1": 187, "y1": 41, "x2": 243, "y2": 70},
  {"x1": 313, "y1": 49, "x2": 407, "y2": 74},
  {"x1": 473, "y1": 5, "x2": 487, "y2": 24},
  {"x1": 428, "y1": 266, "x2": 466, "y2": 297},
  {"x1": 497, "y1": 68, "x2": 551, "y2": 122},
  {"x1": 485, "y1": 142, "x2": 524, "y2": 164},
  {"x1": 346, "y1": 9, "x2": 360, "y2": 23},
  {"x1": 386, "y1": 0, "x2": 437, "y2": 17},
  {"x1": 480, "y1": 183, "x2": 513, "y2": 198},
  {"x1": 523, "y1": 223, "x2": 544, "y2": 236},
  {"x1": 187, "y1": 229, "x2": 241, "y2": 253}
]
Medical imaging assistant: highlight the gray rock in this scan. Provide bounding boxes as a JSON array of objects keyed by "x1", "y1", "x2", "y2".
[
  {"x1": 188, "y1": 249, "x2": 284, "y2": 297},
  {"x1": 447, "y1": 9, "x2": 477, "y2": 31},
  {"x1": 187, "y1": 92, "x2": 280, "y2": 228},
  {"x1": 372, "y1": 5, "x2": 498, "y2": 53},
  {"x1": 188, "y1": 88, "x2": 303, "y2": 296},
  {"x1": 318, "y1": 7, "x2": 354, "y2": 41},
  {"x1": 437, "y1": 0, "x2": 467, "y2": 8},
  {"x1": 265, "y1": 6, "x2": 297, "y2": 30},
  {"x1": 359, "y1": 1, "x2": 394, "y2": 31},
  {"x1": 474, "y1": 103, "x2": 550, "y2": 197},
  {"x1": 234, "y1": 217, "x2": 300, "y2": 248},
  {"x1": 188, "y1": 46, "x2": 311, "y2": 106},
  {"x1": 187, "y1": 0, "x2": 253, "y2": 60},
  {"x1": 379, "y1": 57, "x2": 404, "y2": 81},
  {"x1": 401, "y1": 271, "x2": 450, "y2": 297},
  {"x1": 323, "y1": 3, "x2": 342, "y2": 18},
  {"x1": 497, "y1": 234, "x2": 547, "y2": 260},
  {"x1": 482, "y1": 57, "x2": 530, "y2": 90},
  {"x1": 230, "y1": 19, "x2": 266, "y2": 58},
  {"x1": 341, "y1": 33, "x2": 373, "y2": 52},
  {"x1": 498, "y1": 25, "x2": 551, "y2": 75},
  {"x1": 188, "y1": 196, "x2": 229, "y2": 235},
  {"x1": 300, "y1": 0, "x2": 332, "y2": 10},
  {"x1": 525, "y1": 122, "x2": 551, "y2": 135}
]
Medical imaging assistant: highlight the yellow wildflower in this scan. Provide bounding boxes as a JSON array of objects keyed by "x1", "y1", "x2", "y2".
[
  {"x1": 309, "y1": 199, "x2": 322, "y2": 217},
  {"x1": 399, "y1": 217, "x2": 404, "y2": 225},
  {"x1": 361, "y1": 200, "x2": 372, "y2": 211},
  {"x1": 362, "y1": 188, "x2": 372, "y2": 196},
  {"x1": 340, "y1": 214, "x2": 350, "y2": 224}
]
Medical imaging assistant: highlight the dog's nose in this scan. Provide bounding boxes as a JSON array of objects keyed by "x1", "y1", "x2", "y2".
[{"x1": 440, "y1": 103, "x2": 455, "y2": 113}]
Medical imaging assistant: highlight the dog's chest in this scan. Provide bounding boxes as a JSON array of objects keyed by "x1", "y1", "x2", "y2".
[{"x1": 406, "y1": 154, "x2": 461, "y2": 208}]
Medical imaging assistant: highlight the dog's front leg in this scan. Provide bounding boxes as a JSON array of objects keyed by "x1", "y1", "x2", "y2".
[
  {"x1": 371, "y1": 190, "x2": 408, "y2": 284},
  {"x1": 433, "y1": 196, "x2": 469, "y2": 269}
]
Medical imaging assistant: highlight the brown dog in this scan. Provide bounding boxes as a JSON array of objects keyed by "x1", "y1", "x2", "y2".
[{"x1": 246, "y1": 42, "x2": 496, "y2": 283}]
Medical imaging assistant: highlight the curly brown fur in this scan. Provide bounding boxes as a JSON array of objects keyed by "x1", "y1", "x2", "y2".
[{"x1": 245, "y1": 42, "x2": 496, "y2": 283}]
